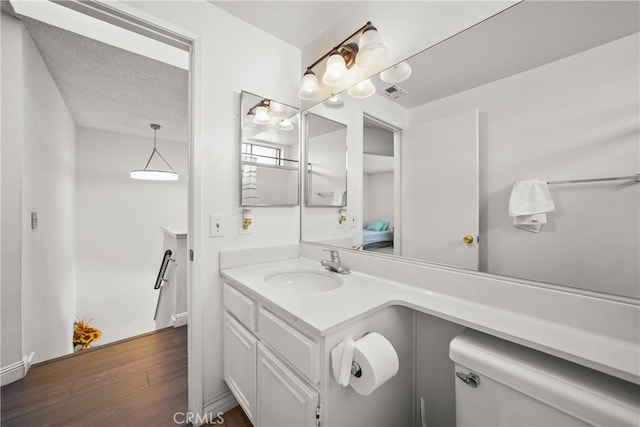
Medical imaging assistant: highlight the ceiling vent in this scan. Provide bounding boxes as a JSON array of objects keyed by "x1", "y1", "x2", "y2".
[{"x1": 381, "y1": 85, "x2": 408, "y2": 99}]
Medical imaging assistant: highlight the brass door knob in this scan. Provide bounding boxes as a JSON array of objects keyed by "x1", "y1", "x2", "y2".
[{"x1": 463, "y1": 235, "x2": 474, "y2": 244}]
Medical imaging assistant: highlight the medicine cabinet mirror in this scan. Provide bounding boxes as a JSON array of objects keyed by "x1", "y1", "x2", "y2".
[
  {"x1": 240, "y1": 91, "x2": 300, "y2": 206},
  {"x1": 300, "y1": 1, "x2": 640, "y2": 299},
  {"x1": 305, "y1": 112, "x2": 348, "y2": 207}
]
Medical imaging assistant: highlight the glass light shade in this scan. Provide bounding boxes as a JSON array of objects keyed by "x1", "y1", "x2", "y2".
[
  {"x1": 130, "y1": 170, "x2": 178, "y2": 181},
  {"x1": 298, "y1": 71, "x2": 323, "y2": 100},
  {"x1": 323, "y1": 94, "x2": 345, "y2": 109},
  {"x1": 356, "y1": 28, "x2": 387, "y2": 68},
  {"x1": 253, "y1": 106, "x2": 271, "y2": 125},
  {"x1": 380, "y1": 61, "x2": 412, "y2": 83},
  {"x1": 347, "y1": 78, "x2": 376, "y2": 99},
  {"x1": 322, "y1": 51, "x2": 349, "y2": 86},
  {"x1": 276, "y1": 119, "x2": 294, "y2": 131}
]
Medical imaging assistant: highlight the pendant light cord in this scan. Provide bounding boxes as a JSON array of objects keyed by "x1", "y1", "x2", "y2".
[{"x1": 142, "y1": 125, "x2": 176, "y2": 172}]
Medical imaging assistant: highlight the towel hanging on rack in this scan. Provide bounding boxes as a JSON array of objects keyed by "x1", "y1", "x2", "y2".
[{"x1": 508, "y1": 180, "x2": 555, "y2": 233}]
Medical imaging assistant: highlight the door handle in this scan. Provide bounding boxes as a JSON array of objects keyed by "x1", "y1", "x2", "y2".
[{"x1": 463, "y1": 235, "x2": 474, "y2": 244}]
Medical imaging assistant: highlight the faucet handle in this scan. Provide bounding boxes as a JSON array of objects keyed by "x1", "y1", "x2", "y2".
[{"x1": 323, "y1": 249, "x2": 340, "y2": 263}]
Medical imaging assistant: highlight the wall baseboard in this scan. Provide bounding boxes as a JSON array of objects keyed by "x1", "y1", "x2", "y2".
[
  {"x1": 202, "y1": 391, "x2": 238, "y2": 424},
  {"x1": 171, "y1": 312, "x2": 188, "y2": 327},
  {"x1": 1, "y1": 359, "x2": 26, "y2": 386}
]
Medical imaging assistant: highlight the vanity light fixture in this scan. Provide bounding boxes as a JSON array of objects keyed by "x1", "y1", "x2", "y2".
[
  {"x1": 130, "y1": 124, "x2": 178, "y2": 181},
  {"x1": 380, "y1": 60, "x2": 412, "y2": 84},
  {"x1": 249, "y1": 99, "x2": 272, "y2": 125},
  {"x1": 298, "y1": 21, "x2": 387, "y2": 100},
  {"x1": 347, "y1": 78, "x2": 376, "y2": 99},
  {"x1": 276, "y1": 118, "x2": 294, "y2": 131},
  {"x1": 323, "y1": 94, "x2": 345, "y2": 109}
]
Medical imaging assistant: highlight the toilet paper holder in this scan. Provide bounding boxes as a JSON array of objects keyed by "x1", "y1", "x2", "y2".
[{"x1": 351, "y1": 361, "x2": 362, "y2": 378}]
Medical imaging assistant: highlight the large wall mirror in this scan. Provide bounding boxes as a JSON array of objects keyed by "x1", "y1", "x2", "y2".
[
  {"x1": 301, "y1": 1, "x2": 640, "y2": 299},
  {"x1": 241, "y1": 91, "x2": 300, "y2": 206},
  {"x1": 305, "y1": 112, "x2": 348, "y2": 207}
]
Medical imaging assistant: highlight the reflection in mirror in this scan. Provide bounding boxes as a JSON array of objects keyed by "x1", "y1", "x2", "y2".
[
  {"x1": 305, "y1": 113, "x2": 347, "y2": 207},
  {"x1": 301, "y1": 1, "x2": 640, "y2": 299},
  {"x1": 240, "y1": 91, "x2": 299, "y2": 206},
  {"x1": 362, "y1": 116, "x2": 397, "y2": 256}
]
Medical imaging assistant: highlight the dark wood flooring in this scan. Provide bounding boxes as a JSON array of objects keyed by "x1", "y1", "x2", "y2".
[
  {"x1": 1, "y1": 326, "x2": 251, "y2": 426},
  {"x1": 1, "y1": 326, "x2": 188, "y2": 426}
]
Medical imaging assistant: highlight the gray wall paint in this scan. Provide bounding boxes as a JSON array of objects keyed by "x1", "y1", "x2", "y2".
[
  {"x1": 2, "y1": 12, "x2": 78, "y2": 366},
  {"x1": 75, "y1": 127, "x2": 187, "y2": 346},
  {"x1": 1, "y1": 12, "x2": 24, "y2": 372},
  {"x1": 416, "y1": 313, "x2": 466, "y2": 427},
  {"x1": 410, "y1": 33, "x2": 640, "y2": 298}
]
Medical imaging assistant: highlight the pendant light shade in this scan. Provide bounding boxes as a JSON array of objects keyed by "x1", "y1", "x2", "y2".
[
  {"x1": 298, "y1": 69, "x2": 323, "y2": 100},
  {"x1": 380, "y1": 60, "x2": 412, "y2": 83},
  {"x1": 322, "y1": 49, "x2": 348, "y2": 86},
  {"x1": 356, "y1": 22, "x2": 387, "y2": 68},
  {"x1": 348, "y1": 78, "x2": 376, "y2": 99},
  {"x1": 130, "y1": 124, "x2": 178, "y2": 181}
]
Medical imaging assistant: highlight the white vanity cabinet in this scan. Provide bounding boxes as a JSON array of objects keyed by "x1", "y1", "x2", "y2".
[
  {"x1": 223, "y1": 283, "x2": 321, "y2": 427},
  {"x1": 257, "y1": 342, "x2": 319, "y2": 427}
]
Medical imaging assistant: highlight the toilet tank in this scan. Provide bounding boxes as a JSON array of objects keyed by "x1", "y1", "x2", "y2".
[{"x1": 450, "y1": 329, "x2": 639, "y2": 427}]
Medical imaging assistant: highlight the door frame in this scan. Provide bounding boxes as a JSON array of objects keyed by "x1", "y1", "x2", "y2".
[{"x1": 51, "y1": 0, "x2": 202, "y2": 416}]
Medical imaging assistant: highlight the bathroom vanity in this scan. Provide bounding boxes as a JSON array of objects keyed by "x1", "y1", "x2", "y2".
[
  {"x1": 220, "y1": 246, "x2": 640, "y2": 426},
  {"x1": 221, "y1": 257, "x2": 414, "y2": 426}
]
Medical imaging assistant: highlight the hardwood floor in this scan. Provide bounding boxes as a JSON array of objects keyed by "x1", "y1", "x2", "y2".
[
  {"x1": 1, "y1": 326, "x2": 252, "y2": 426},
  {"x1": 1, "y1": 327, "x2": 188, "y2": 426}
]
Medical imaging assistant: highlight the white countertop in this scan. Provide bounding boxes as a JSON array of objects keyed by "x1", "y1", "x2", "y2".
[{"x1": 220, "y1": 256, "x2": 640, "y2": 385}]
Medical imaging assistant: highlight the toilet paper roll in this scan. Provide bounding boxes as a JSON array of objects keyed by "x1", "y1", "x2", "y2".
[{"x1": 349, "y1": 332, "x2": 399, "y2": 395}]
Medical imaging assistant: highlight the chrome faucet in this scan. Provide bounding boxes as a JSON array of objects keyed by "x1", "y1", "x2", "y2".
[{"x1": 321, "y1": 249, "x2": 350, "y2": 274}]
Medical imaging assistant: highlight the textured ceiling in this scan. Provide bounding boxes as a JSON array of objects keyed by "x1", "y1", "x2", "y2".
[{"x1": 22, "y1": 17, "x2": 188, "y2": 142}]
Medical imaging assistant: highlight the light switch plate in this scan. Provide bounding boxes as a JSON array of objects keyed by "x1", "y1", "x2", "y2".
[{"x1": 210, "y1": 214, "x2": 224, "y2": 237}]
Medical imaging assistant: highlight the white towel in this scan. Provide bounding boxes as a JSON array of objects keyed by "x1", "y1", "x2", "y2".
[
  {"x1": 332, "y1": 190, "x2": 345, "y2": 205},
  {"x1": 508, "y1": 180, "x2": 555, "y2": 232}
]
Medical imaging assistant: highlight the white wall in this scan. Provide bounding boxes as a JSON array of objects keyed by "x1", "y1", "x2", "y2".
[
  {"x1": 117, "y1": 0, "x2": 302, "y2": 412},
  {"x1": 1, "y1": 12, "x2": 78, "y2": 365},
  {"x1": 307, "y1": 128, "x2": 347, "y2": 206},
  {"x1": 363, "y1": 172, "x2": 394, "y2": 228},
  {"x1": 410, "y1": 33, "x2": 640, "y2": 298},
  {"x1": 75, "y1": 127, "x2": 187, "y2": 345},
  {"x1": 1, "y1": 12, "x2": 25, "y2": 377}
]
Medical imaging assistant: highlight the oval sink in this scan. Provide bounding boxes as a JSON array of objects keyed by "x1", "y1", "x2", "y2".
[{"x1": 264, "y1": 269, "x2": 343, "y2": 293}]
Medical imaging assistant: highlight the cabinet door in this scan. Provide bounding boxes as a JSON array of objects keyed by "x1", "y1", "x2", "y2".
[
  {"x1": 257, "y1": 343, "x2": 319, "y2": 427},
  {"x1": 224, "y1": 313, "x2": 257, "y2": 423}
]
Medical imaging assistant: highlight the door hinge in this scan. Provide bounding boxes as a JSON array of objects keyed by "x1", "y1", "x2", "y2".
[
  {"x1": 189, "y1": 249, "x2": 194, "y2": 261},
  {"x1": 316, "y1": 404, "x2": 322, "y2": 426}
]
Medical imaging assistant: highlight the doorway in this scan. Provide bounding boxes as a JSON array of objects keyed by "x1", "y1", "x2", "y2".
[
  {"x1": 362, "y1": 115, "x2": 400, "y2": 255},
  {"x1": 1, "y1": 0, "x2": 193, "y2": 365}
]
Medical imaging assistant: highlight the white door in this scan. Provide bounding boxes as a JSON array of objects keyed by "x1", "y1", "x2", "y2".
[
  {"x1": 401, "y1": 110, "x2": 479, "y2": 270},
  {"x1": 257, "y1": 343, "x2": 319, "y2": 427},
  {"x1": 223, "y1": 313, "x2": 257, "y2": 423}
]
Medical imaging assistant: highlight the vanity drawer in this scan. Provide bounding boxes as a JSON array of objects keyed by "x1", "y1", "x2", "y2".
[
  {"x1": 257, "y1": 307, "x2": 319, "y2": 384},
  {"x1": 223, "y1": 283, "x2": 256, "y2": 330}
]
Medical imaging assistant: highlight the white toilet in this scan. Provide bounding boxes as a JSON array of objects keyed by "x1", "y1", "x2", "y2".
[{"x1": 450, "y1": 329, "x2": 639, "y2": 427}]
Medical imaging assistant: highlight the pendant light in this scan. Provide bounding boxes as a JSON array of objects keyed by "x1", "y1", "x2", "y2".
[
  {"x1": 253, "y1": 101, "x2": 271, "y2": 125},
  {"x1": 380, "y1": 60, "x2": 412, "y2": 83},
  {"x1": 130, "y1": 124, "x2": 178, "y2": 181},
  {"x1": 356, "y1": 22, "x2": 387, "y2": 68},
  {"x1": 347, "y1": 78, "x2": 376, "y2": 99}
]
